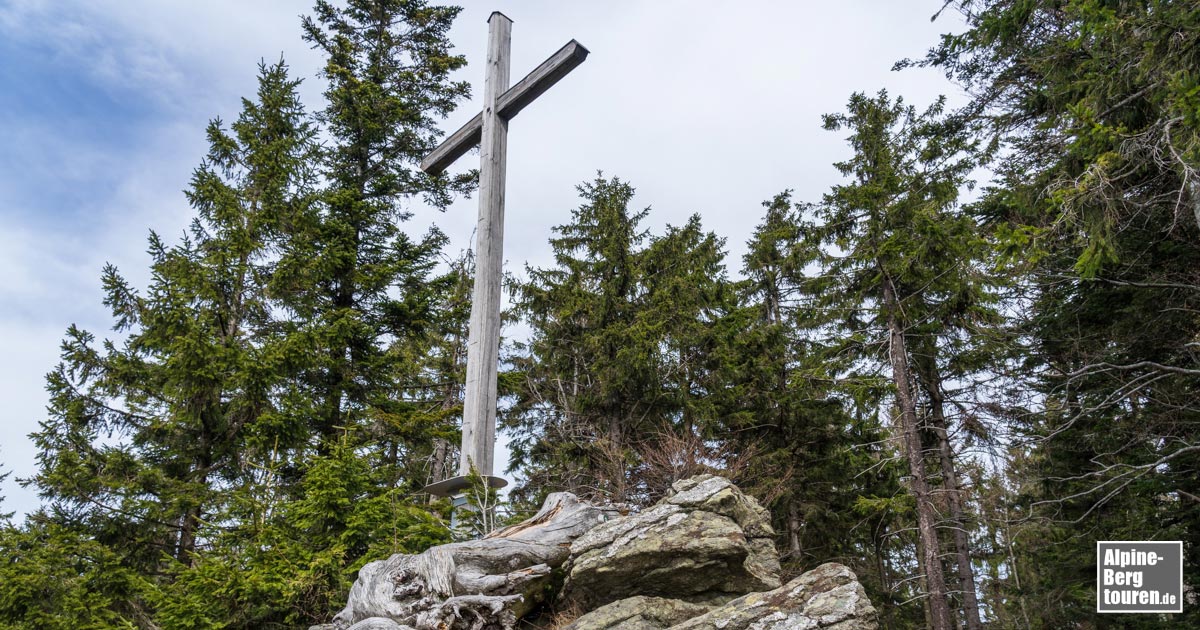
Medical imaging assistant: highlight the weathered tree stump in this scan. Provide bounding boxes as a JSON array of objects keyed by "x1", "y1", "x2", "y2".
[{"x1": 317, "y1": 492, "x2": 619, "y2": 630}]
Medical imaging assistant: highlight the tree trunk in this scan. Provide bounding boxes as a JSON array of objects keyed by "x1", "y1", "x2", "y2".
[
  {"x1": 787, "y1": 500, "x2": 802, "y2": 559},
  {"x1": 873, "y1": 533, "x2": 892, "y2": 629},
  {"x1": 177, "y1": 469, "x2": 209, "y2": 566},
  {"x1": 883, "y1": 275, "x2": 953, "y2": 630},
  {"x1": 911, "y1": 488, "x2": 935, "y2": 630},
  {"x1": 431, "y1": 438, "x2": 450, "y2": 482},
  {"x1": 1003, "y1": 502, "x2": 1033, "y2": 629},
  {"x1": 177, "y1": 506, "x2": 200, "y2": 565},
  {"x1": 923, "y1": 366, "x2": 983, "y2": 630}
]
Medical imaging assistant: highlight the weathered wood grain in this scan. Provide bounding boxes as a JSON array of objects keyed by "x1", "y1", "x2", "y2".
[
  {"x1": 459, "y1": 11, "x2": 510, "y2": 478},
  {"x1": 496, "y1": 39, "x2": 589, "y2": 121},
  {"x1": 420, "y1": 111, "x2": 482, "y2": 177},
  {"x1": 326, "y1": 492, "x2": 619, "y2": 629}
]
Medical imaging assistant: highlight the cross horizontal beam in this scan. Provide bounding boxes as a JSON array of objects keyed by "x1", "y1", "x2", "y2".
[{"x1": 421, "y1": 39, "x2": 589, "y2": 175}]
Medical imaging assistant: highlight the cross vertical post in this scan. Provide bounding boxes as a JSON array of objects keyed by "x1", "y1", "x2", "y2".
[
  {"x1": 460, "y1": 11, "x2": 511, "y2": 479},
  {"x1": 419, "y1": 14, "x2": 588, "y2": 499}
]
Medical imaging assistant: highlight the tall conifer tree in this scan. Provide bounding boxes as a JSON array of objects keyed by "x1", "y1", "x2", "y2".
[
  {"x1": 508, "y1": 176, "x2": 735, "y2": 503},
  {"x1": 920, "y1": 1, "x2": 1200, "y2": 625},
  {"x1": 22, "y1": 60, "x2": 314, "y2": 623},
  {"x1": 11, "y1": 2, "x2": 479, "y2": 624},
  {"x1": 508, "y1": 177, "x2": 655, "y2": 501},
  {"x1": 811, "y1": 91, "x2": 982, "y2": 629},
  {"x1": 283, "y1": 0, "x2": 472, "y2": 448}
]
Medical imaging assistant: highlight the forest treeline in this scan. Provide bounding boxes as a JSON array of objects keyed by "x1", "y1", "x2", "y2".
[{"x1": 1, "y1": 1, "x2": 1198, "y2": 628}]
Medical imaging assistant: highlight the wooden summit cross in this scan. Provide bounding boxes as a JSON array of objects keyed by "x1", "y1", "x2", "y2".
[{"x1": 421, "y1": 12, "x2": 588, "y2": 497}]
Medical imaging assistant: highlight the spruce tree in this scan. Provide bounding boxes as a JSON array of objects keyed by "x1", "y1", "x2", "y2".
[
  {"x1": 922, "y1": 2, "x2": 1200, "y2": 624},
  {"x1": 283, "y1": 0, "x2": 472, "y2": 449},
  {"x1": 811, "y1": 91, "x2": 981, "y2": 630},
  {"x1": 223, "y1": 0, "x2": 476, "y2": 619},
  {"x1": 10, "y1": 1, "x2": 479, "y2": 621},
  {"x1": 20, "y1": 59, "x2": 314, "y2": 622},
  {"x1": 507, "y1": 176, "x2": 655, "y2": 502},
  {"x1": 732, "y1": 192, "x2": 916, "y2": 621},
  {"x1": 415, "y1": 249, "x2": 474, "y2": 489},
  {"x1": 508, "y1": 176, "x2": 737, "y2": 504}
]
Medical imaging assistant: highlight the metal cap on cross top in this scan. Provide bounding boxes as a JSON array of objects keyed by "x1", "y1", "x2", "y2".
[{"x1": 420, "y1": 12, "x2": 589, "y2": 498}]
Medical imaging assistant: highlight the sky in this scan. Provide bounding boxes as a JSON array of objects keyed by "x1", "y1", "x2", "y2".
[{"x1": 0, "y1": 0, "x2": 968, "y2": 519}]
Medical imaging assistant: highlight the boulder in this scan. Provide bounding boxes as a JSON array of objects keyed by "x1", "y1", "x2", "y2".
[
  {"x1": 559, "y1": 595, "x2": 715, "y2": 628},
  {"x1": 560, "y1": 475, "x2": 781, "y2": 609},
  {"x1": 562, "y1": 596, "x2": 714, "y2": 630},
  {"x1": 670, "y1": 563, "x2": 878, "y2": 630}
]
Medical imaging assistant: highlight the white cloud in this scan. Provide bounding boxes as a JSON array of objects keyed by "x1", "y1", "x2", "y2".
[
  {"x1": 0, "y1": 118, "x2": 202, "y2": 517},
  {"x1": 0, "y1": 0, "x2": 325, "y2": 113}
]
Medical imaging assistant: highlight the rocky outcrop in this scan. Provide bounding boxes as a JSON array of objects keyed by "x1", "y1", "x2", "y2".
[
  {"x1": 559, "y1": 475, "x2": 781, "y2": 609},
  {"x1": 564, "y1": 563, "x2": 875, "y2": 630},
  {"x1": 562, "y1": 596, "x2": 714, "y2": 630},
  {"x1": 670, "y1": 562, "x2": 877, "y2": 630},
  {"x1": 314, "y1": 475, "x2": 877, "y2": 630}
]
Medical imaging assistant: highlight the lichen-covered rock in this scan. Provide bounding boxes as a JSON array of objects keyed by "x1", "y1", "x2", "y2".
[
  {"x1": 669, "y1": 563, "x2": 878, "y2": 630},
  {"x1": 559, "y1": 595, "x2": 715, "y2": 628},
  {"x1": 664, "y1": 475, "x2": 776, "y2": 539},
  {"x1": 562, "y1": 596, "x2": 715, "y2": 630},
  {"x1": 560, "y1": 475, "x2": 781, "y2": 610}
]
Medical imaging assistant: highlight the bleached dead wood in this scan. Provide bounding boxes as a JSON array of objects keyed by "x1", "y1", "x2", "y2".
[{"x1": 320, "y1": 492, "x2": 618, "y2": 630}]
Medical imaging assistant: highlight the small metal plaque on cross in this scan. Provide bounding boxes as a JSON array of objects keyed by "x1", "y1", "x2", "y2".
[{"x1": 421, "y1": 12, "x2": 588, "y2": 497}]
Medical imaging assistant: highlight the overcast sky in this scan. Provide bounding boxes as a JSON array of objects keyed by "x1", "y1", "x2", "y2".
[{"x1": 0, "y1": 1, "x2": 967, "y2": 518}]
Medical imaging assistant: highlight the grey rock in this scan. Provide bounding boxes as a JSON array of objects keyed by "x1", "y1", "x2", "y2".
[
  {"x1": 560, "y1": 475, "x2": 781, "y2": 610},
  {"x1": 563, "y1": 596, "x2": 714, "y2": 630},
  {"x1": 665, "y1": 475, "x2": 776, "y2": 539},
  {"x1": 668, "y1": 562, "x2": 878, "y2": 630}
]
